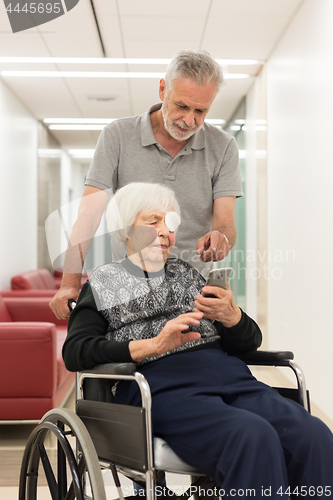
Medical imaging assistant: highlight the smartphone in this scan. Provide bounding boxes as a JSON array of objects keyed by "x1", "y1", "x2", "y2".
[{"x1": 204, "y1": 267, "x2": 232, "y2": 297}]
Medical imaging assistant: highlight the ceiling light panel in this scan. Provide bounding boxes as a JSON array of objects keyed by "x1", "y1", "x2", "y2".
[
  {"x1": 44, "y1": 118, "x2": 226, "y2": 128},
  {"x1": 0, "y1": 57, "x2": 264, "y2": 65},
  {"x1": 49, "y1": 125, "x2": 105, "y2": 130},
  {"x1": 1, "y1": 71, "x2": 252, "y2": 79},
  {"x1": 44, "y1": 118, "x2": 116, "y2": 124}
]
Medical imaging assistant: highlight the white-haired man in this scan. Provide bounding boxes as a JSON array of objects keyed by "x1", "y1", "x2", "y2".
[{"x1": 50, "y1": 50, "x2": 243, "y2": 319}]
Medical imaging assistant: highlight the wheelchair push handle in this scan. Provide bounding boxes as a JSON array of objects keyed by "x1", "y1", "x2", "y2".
[{"x1": 68, "y1": 299, "x2": 77, "y2": 312}]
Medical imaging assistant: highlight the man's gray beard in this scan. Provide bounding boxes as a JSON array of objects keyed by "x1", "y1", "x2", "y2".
[{"x1": 161, "y1": 105, "x2": 200, "y2": 142}]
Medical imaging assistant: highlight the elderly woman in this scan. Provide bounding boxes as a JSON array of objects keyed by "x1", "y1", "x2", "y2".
[{"x1": 63, "y1": 182, "x2": 333, "y2": 499}]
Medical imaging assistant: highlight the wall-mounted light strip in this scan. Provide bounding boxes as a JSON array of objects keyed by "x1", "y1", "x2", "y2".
[
  {"x1": 1, "y1": 71, "x2": 251, "y2": 79},
  {"x1": 0, "y1": 57, "x2": 264, "y2": 65}
]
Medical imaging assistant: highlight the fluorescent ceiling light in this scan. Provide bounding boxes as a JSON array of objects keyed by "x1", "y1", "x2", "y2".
[
  {"x1": 241, "y1": 126, "x2": 267, "y2": 131},
  {"x1": 206, "y1": 119, "x2": 226, "y2": 125},
  {"x1": 49, "y1": 124, "x2": 105, "y2": 130},
  {"x1": 44, "y1": 118, "x2": 116, "y2": 124},
  {"x1": 0, "y1": 56, "x2": 264, "y2": 65},
  {"x1": 68, "y1": 149, "x2": 95, "y2": 158},
  {"x1": 1, "y1": 71, "x2": 164, "y2": 78},
  {"x1": 1, "y1": 70, "x2": 251, "y2": 79},
  {"x1": 38, "y1": 148, "x2": 62, "y2": 157},
  {"x1": 46, "y1": 118, "x2": 226, "y2": 130},
  {"x1": 45, "y1": 118, "x2": 226, "y2": 126}
]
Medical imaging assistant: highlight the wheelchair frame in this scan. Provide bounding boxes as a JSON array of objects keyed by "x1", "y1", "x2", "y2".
[{"x1": 18, "y1": 350, "x2": 309, "y2": 500}]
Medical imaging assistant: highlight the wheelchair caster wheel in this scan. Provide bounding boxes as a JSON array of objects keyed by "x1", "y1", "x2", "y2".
[{"x1": 18, "y1": 408, "x2": 106, "y2": 500}]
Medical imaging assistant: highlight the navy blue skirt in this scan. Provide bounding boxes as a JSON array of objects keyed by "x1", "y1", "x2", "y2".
[{"x1": 115, "y1": 349, "x2": 333, "y2": 498}]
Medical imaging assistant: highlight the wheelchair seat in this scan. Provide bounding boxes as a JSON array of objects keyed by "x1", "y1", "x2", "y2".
[{"x1": 154, "y1": 436, "x2": 200, "y2": 474}]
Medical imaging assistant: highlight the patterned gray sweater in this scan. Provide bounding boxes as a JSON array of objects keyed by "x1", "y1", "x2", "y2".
[
  {"x1": 89, "y1": 258, "x2": 220, "y2": 365},
  {"x1": 63, "y1": 258, "x2": 262, "y2": 371}
]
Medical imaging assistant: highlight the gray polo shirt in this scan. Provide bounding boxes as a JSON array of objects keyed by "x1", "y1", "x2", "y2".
[{"x1": 86, "y1": 103, "x2": 243, "y2": 275}]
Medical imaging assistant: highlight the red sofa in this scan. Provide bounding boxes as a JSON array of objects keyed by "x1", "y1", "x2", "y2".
[
  {"x1": 0, "y1": 295, "x2": 74, "y2": 421},
  {"x1": 12, "y1": 268, "x2": 61, "y2": 290},
  {"x1": 0, "y1": 268, "x2": 88, "y2": 298}
]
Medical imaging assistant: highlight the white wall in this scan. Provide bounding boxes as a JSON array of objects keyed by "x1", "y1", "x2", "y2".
[
  {"x1": 266, "y1": 0, "x2": 333, "y2": 419},
  {"x1": 0, "y1": 80, "x2": 38, "y2": 290},
  {"x1": 245, "y1": 82, "x2": 258, "y2": 321}
]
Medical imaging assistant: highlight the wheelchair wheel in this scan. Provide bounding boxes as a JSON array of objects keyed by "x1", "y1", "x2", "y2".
[{"x1": 18, "y1": 408, "x2": 106, "y2": 500}]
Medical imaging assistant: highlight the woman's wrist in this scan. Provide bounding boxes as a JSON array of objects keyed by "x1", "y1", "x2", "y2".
[{"x1": 129, "y1": 338, "x2": 156, "y2": 362}]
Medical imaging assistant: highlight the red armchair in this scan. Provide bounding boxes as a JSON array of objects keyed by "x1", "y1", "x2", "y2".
[{"x1": 0, "y1": 295, "x2": 74, "y2": 421}]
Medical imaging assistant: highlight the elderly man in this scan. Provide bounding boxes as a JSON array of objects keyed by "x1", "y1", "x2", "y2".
[{"x1": 50, "y1": 49, "x2": 243, "y2": 319}]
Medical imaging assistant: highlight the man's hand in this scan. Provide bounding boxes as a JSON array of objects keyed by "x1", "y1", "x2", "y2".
[
  {"x1": 194, "y1": 284, "x2": 241, "y2": 328},
  {"x1": 129, "y1": 312, "x2": 203, "y2": 362},
  {"x1": 49, "y1": 286, "x2": 80, "y2": 320},
  {"x1": 196, "y1": 230, "x2": 230, "y2": 262}
]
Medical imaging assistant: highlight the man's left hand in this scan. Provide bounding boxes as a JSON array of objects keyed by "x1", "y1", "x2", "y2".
[{"x1": 196, "y1": 230, "x2": 230, "y2": 262}]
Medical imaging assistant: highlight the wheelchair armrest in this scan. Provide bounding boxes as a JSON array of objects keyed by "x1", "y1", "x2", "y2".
[
  {"x1": 238, "y1": 350, "x2": 294, "y2": 365},
  {"x1": 81, "y1": 362, "x2": 137, "y2": 376}
]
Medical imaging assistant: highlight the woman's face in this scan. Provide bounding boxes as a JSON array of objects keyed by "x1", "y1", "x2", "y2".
[{"x1": 127, "y1": 208, "x2": 176, "y2": 270}]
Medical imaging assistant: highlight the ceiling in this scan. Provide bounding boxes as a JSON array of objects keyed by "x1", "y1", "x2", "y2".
[{"x1": 0, "y1": 0, "x2": 305, "y2": 154}]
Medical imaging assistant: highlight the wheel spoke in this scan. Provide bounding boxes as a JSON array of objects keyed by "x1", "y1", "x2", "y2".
[
  {"x1": 65, "y1": 454, "x2": 86, "y2": 500},
  {"x1": 58, "y1": 422, "x2": 68, "y2": 500},
  {"x1": 38, "y1": 443, "x2": 58, "y2": 500}
]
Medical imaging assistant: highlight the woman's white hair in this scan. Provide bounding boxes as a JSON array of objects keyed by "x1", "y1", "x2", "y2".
[
  {"x1": 106, "y1": 182, "x2": 181, "y2": 256},
  {"x1": 164, "y1": 49, "x2": 224, "y2": 95}
]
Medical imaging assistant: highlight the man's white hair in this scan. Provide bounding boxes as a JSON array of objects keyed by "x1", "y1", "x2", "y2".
[
  {"x1": 106, "y1": 182, "x2": 181, "y2": 256},
  {"x1": 164, "y1": 49, "x2": 224, "y2": 94}
]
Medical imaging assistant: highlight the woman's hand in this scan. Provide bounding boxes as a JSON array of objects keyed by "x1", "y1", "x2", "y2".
[
  {"x1": 129, "y1": 312, "x2": 203, "y2": 362},
  {"x1": 194, "y1": 284, "x2": 241, "y2": 328}
]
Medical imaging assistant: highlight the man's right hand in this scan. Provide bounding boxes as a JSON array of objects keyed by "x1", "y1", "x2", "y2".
[{"x1": 49, "y1": 287, "x2": 80, "y2": 319}]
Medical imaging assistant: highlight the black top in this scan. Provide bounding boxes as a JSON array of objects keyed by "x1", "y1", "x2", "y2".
[{"x1": 63, "y1": 258, "x2": 262, "y2": 372}]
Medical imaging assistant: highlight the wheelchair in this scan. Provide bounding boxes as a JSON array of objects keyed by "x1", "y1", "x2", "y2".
[{"x1": 18, "y1": 350, "x2": 310, "y2": 500}]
